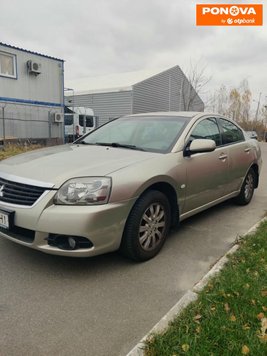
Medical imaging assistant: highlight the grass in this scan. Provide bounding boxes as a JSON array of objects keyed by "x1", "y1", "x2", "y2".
[
  {"x1": 145, "y1": 220, "x2": 267, "y2": 356},
  {"x1": 0, "y1": 144, "x2": 42, "y2": 161}
]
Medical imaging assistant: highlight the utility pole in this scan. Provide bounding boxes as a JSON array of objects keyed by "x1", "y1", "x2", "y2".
[{"x1": 64, "y1": 87, "x2": 75, "y2": 142}]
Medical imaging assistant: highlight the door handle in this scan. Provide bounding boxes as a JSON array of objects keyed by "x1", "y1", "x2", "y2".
[
  {"x1": 219, "y1": 154, "x2": 228, "y2": 160},
  {"x1": 244, "y1": 147, "x2": 251, "y2": 153}
]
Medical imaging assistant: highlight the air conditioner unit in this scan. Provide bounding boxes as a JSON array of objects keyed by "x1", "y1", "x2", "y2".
[
  {"x1": 54, "y1": 113, "x2": 63, "y2": 123},
  {"x1": 27, "y1": 60, "x2": 41, "y2": 74}
]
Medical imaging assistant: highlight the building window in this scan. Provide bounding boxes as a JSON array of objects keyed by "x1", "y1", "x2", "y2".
[{"x1": 0, "y1": 51, "x2": 17, "y2": 78}]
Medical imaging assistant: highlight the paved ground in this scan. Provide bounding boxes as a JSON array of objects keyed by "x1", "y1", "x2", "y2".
[{"x1": 0, "y1": 143, "x2": 266, "y2": 356}]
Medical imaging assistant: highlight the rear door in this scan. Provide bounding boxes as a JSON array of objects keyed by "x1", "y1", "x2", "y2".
[{"x1": 218, "y1": 118, "x2": 253, "y2": 193}]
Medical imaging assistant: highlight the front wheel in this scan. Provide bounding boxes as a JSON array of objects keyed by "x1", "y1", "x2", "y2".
[
  {"x1": 234, "y1": 168, "x2": 256, "y2": 205},
  {"x1": 120, "y1": 190, "x2": 171, "y2": 262}
]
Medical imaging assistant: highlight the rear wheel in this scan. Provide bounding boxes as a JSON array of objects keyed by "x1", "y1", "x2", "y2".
[
  {"x1": 120, "y1": 190, "x2": 171, "y2": 261},
  {"x1": 234, "y1": 168, "x2": 256, "y2": 205}
]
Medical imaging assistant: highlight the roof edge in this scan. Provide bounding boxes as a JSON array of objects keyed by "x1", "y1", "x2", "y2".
[
  {"x1": 65, "y1": 86, "x2": 133, "y2": 96},
  {"x1": 132, "y1": 65, "x2": 182, "y2": 86},
  {"x1": 0, "y1": 42, "x2": 64, "y2": 62}
]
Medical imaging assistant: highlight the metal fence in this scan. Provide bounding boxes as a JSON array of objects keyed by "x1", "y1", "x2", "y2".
[
  {"x1": 0, "y1": 102, "x2": 64, "y2": 144},
  {"x1": 0, "y1": 116, "x2": 51, "y2": 141}
]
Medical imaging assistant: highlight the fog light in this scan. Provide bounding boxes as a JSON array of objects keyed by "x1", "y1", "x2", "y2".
[
  {"x1": 68, "y1": 237, "x2": 77, "y2": 249},
  {"x1": 47, "y1": 234, "x2": 94, "y2": 250}
]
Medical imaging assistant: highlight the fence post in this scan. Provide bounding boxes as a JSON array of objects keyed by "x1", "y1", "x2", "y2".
[
  {"x1": 48, "y1": 111, "x2": 52, "y2": 139},
  {"x1": 1, "y1": 105, "x2": 6, "y2": 147}
]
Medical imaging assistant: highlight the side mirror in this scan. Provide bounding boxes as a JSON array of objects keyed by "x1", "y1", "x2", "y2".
[{"x1": 185, "y1": 139, "x2": 216, "y2": 156}]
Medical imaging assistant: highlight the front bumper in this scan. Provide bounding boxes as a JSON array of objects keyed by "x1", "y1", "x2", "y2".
[{"x1": 0, "y1": 190, "x2": 136, "y2": 257}]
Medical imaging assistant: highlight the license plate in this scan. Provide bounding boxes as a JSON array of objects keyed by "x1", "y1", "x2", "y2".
[{"x1": 0, "y1": 209, "x2": 14, "y2": 230}]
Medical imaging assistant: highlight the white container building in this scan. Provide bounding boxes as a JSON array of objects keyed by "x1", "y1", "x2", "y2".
[{"x1": 0, "y1": 42, "x2": 64, "y2": 143}]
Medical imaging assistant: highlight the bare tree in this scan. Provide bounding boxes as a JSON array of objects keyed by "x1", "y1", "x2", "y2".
[
  {"x1": 239, "y1": 79, "x2": 252, "y2": 123},
  {"x1": 229, "y1": 88, "x2": 241, "y2": 121},
  {"x1": 211, "y1": 85, "x2": 229, "y2": 115},
  {"x1": 210, "y1": 79, "x2": 252, "y2": 122},
  {"x1": 259, "y1": 105, "x2": 267, "y2": 140},
  {"x1": 180, "y1": 59, "x2": 212, "y2": 111}
]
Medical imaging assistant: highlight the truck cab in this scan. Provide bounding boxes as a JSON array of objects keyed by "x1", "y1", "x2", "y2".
[{"x1": 64, "y1": 106, "x2": 98, "y2": 142}]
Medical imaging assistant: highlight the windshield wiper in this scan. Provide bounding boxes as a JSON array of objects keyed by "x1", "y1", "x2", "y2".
[{"x1": 95, "y1": 142, "x2": 145, "y2": 151}]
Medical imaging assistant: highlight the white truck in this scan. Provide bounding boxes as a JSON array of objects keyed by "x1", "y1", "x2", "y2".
[{"x1": 64, "y1": 106, "x2": 98, "y2": 142}]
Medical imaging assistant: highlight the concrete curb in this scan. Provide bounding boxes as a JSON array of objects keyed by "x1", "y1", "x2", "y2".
[
  {"x1": 193, "y1": 244, "x2": 239, "y2": 293},
  {"x1": 126, "y1": 217, "x2": 267, "y2": 356},
  {"x1": 126, "y1": 290, "x2": 198, "y2": 356}
]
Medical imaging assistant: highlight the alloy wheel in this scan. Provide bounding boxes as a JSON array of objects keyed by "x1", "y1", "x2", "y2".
[
  {"x1": 244, "y1": 173, "x2": 254, "y2": 201},
  {"x1": 138, "y1": 203, "x2": 166, "y2": 251}
]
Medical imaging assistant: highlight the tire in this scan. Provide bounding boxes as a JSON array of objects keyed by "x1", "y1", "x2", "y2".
[
  {"x1": 120, "y1": 190, "x2": 171, "y2": 262},
  {"x1": 234, "y1": 168, "x2": 256, "y2": 205}
]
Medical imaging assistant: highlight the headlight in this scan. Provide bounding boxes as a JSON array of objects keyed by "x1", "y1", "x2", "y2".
[{"x1": 54, "y1": 177, "x2": 112, "y2": 205}]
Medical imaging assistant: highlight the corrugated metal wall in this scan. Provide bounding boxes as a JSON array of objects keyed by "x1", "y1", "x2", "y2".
[
  {"x1": 67, "y1": 90, "x2": 132, "y2": 126},
  {"x1": 66, "y1": 66, "x2": 204, "y2": 126},
  {"x1": 178, "y1": 74, "x2": 205, "y2": 111},
  {"x1": 132, "y1": 66, "x2": 204, "y2": 114}
]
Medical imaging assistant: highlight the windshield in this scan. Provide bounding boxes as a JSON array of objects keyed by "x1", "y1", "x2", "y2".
[
  {"x1": 79, "y1": 115, "x2": 94, "y2": 128},
  {"x1": 76, "y1": 115, "x2": 190, "y2": 153}
]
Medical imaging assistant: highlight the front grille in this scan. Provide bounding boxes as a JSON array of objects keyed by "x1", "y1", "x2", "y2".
[{"x1": 0, "y1": 177, "x2": 47, "y2": 206}]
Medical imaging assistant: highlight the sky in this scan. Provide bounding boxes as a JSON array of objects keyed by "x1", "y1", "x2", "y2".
[{"x1": 1, "y1": 0, "x2": 267, "y2": 108}]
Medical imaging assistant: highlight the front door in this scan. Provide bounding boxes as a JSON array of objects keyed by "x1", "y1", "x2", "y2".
[{"x1": 182, "y1": 117, "x2": 229, "y2": 213}]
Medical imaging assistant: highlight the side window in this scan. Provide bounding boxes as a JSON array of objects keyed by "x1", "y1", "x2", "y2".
[
  {"x1": 79, "y1": 115, "x2": 84, "y2": 127},
  {"x1": 219, "y1": 118, "x2": 244, "y2": 145},
  {"x1": 85, "y1": 116, "x2": 94, "y2": 127},
  {"x1": 64, "y1": 114, "x2": 73, "y2": 125},
  {"x1": 190, "y1": 118, "x2": 221, "y2": 146}
]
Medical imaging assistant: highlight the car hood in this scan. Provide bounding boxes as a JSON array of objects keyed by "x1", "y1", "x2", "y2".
[{"x1": 0, "y1": 144, "x2": 157, "y2": 187}]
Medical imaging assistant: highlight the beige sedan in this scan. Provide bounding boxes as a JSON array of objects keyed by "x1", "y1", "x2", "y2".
[{"x1": 0, "y1": 112, "x2": 262, "y2": 261}]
